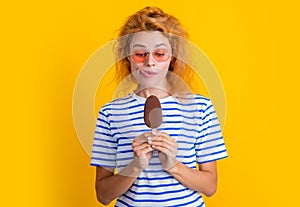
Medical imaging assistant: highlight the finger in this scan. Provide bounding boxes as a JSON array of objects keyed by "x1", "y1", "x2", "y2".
[
  {"x1": 135, "y1": 145, "x2": 154, "y2": 157},
  {"x1": 151, "y1": 140, "x2": 175, "y2": 152},
  {"x1": 134, "y1": 142, "x2": 151, "y2": 151},
  {"x1": 151, "y1": 137, "x2": 176, "y2": 150},
  {"x1": 160, "y1": 132, "x2": 176, "y2": 142},
  {"x1": 141, "y1": 145, "x2": 154, "y2": 154},
  {"x1": 152, "y1": 138, "x2": 173, "y2": 147},
  {"x1": 135, "y1": 132, "x2": 152, "y2": 140},
  {"x1": 152, "y1": 145, "x2": 173, "y2": 156},
  {"x1": 151, "y1": 134, "x2": 175, "y2": 146},
  {"x1": 160, "y1": 133, "x2": 178, "y2": 150},
  {"x1": 134, "y1": 132, "x2": 153, "y2": 143},
  {"x1": 132, "y1": 139, "x2": 148, "y2": 148},
  {"x1": 133, "y1": 136, "x2": 154, "y2": 148},
  {"x1": 147, "y1": 136, "x2": 153, "y2": 145},
  {"x1": 152, "y1": 141, "x2": 177, "y2": 154}
]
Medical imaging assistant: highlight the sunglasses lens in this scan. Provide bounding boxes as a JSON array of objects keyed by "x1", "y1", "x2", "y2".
[
  {"x1": 131, "y1": 49, "x2": 170, "y2": 63},
  {"x1": 153, "y1": 50, "x2": 170, "y2": 62},
  {"x1": 131, "y1": 51, "x2": 147, "y2": 63}
]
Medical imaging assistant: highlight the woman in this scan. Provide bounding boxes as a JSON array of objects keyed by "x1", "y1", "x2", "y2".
[{"x1": 91, "y1": 7, "x2": 227, "y2": 206}]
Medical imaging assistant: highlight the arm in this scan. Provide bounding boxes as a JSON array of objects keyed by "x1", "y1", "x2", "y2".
[
  {"x1": 151, "y1": 132, "x2": 218, "y2": 197},
  {"x1": 95, "y1": 166, "x2": 139, "y2": 205},
  {"x1": 166, "y1": 161, "x2": 217, "y2": 197},
  {"x1": 95, "y1": 132, "x2": 154, "y2": 205}
]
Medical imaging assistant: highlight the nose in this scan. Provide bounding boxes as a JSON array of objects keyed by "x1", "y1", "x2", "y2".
[{"x1": 145, "y1": 52, "x2": 156, "y2": 67}]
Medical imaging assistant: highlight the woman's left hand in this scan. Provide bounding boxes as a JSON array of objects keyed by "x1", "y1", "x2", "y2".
[{"x1": 151, "y1": 132, "x2": 179, "y2": 171}]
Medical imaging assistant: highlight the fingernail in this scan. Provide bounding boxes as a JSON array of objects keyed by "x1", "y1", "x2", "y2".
[{"x1": 147, "y1": 137, "x2": 152, "y2": 144}]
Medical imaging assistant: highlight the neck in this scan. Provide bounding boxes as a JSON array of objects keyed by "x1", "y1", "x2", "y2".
[{"x1": 135, "y1": 86, "x2": 172, "y2": 98}]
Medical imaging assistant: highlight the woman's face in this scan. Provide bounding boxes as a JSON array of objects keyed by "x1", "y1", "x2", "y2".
[{"x1": 128, "y1": 31, "x2": 172, "y2": 89}]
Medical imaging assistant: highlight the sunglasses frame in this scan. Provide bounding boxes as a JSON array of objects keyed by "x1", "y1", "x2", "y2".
[{"x1": 130, "y1": 49, "x2": 172, "y2": 63}]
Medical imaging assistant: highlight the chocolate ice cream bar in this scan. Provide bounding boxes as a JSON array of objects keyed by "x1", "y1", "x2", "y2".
[{"x1": 144, "y1": 95, "x2": 162, "y2": 130}]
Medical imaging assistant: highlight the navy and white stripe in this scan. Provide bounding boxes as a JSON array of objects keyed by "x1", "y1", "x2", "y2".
[{"x1": 91, "y1": 93, "x2": 227, "y2": 206}]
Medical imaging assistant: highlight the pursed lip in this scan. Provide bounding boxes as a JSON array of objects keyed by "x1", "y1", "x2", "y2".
[{"x1": 140, "y1": 69, "x2": 157, "y2": 78}]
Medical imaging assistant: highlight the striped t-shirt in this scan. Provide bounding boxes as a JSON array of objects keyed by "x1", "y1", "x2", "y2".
[{"x1": 91, "y1": 93, "x2": 227, "y2": 207}]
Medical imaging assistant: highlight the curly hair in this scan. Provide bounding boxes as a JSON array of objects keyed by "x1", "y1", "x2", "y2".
[{"x1": 114, "y1": 6, "x2": 192, "y2": 89}]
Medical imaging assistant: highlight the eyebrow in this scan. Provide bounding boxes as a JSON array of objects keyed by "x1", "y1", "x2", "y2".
[
  {"x1": 132, "y1": 44, "x2": 146, "y2": 48},
  {"x1": 132, "y1": 43, "x2": 169, "y2": 48},
  {"x1": 154, "y1": 43, "x2": 169, "y2": 48}
]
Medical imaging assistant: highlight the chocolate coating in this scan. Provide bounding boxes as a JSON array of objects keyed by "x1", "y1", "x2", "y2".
[{"x1": 144, "y1": 95, "x2": 162, "y2": 129}]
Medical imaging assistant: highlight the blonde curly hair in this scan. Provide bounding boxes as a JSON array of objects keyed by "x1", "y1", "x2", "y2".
[{"x1": 114, "y1": 6, "x2": 192, "y2": 90}]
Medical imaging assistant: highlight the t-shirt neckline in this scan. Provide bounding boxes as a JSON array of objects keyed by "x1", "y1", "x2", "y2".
[{"x1": 132, "y1": 92, "x2": 174, "y2": 103}]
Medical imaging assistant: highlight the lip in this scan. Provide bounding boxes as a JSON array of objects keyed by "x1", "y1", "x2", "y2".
[{"x1": 140, "y1": 69, "x2": 157, "y2": 78}]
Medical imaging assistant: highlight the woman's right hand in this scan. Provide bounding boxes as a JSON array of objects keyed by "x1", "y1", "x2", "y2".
[{"x1": 131, "y1": 132, "x2": 154, "y2": 169}]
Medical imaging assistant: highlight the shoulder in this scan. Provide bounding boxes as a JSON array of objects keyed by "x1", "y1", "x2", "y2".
[
  {"x1": 98, "y1": 93, "x2": 134, "y2": 114},
  {"x1": 177, "y1": 93, "x2": 212, "y2": 107},
  {"x1": 192, "y1": 94, "x2": 211, "y2": 105}
]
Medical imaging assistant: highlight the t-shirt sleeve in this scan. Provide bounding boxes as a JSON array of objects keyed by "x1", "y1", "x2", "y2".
[
  {"x1": 90, "y1": 105, "x2": 117, "y2": 168},
  {"x1": 195, "y1": 98, "x2": 228, "y2": 164}
]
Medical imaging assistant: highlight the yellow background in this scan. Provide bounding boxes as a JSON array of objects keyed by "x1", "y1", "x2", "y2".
[{"x1": 1, "y1": 0, "x2": 300, "y2": 206}]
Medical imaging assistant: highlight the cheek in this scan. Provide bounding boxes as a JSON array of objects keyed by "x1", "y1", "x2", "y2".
[
  {"x1": 129, "y1": 61, "x2": 139, "y2": 72},
  {"x1": 160, "y1": 61, "x2": 171, "y2": 70}
]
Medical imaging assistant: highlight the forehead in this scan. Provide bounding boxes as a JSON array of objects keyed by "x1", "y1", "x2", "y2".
[{"x1": 130, "y1": 31, "x2": 171, "y2": 49}]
